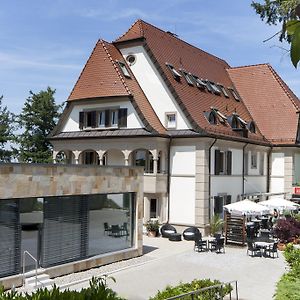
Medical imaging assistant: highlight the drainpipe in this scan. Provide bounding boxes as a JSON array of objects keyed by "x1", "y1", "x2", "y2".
[
  {"x1": 166, "y1": 137, "x2": 172, "y2": 223},
  {"x1": 208, "y1": 138, "x2": 217, "y2": 223},
  {"x1": 267, "y1": 146, "x2": 273, "y2": 193},
  {"x1": 242, "y1": 143, "x2": 249, "y2": 196}
]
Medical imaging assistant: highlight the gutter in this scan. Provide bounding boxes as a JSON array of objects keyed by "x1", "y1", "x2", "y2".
[
  {"x1": 166, "y1": 137, "x2": 172, "y2": 223},
  {"x1": 208, "y1": 138, "x2": 217, "y2": 223},
  {"x1": 267, "y1": 146, "x2": 273, "y2": 193},
  {"x1": 242, "y1": 143, "x2": 249, "y2": 195}
]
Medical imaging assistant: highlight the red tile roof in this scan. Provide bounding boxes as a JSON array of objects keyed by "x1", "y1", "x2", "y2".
[
  {"x1": 115, "y1": 20, "x2": 266, "y2": 142},
  {"x1": 228, "y1": 64, "x2": 300, "y2": 144}
]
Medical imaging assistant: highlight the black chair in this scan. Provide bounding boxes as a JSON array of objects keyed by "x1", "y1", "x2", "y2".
[
  {"x1": 194, "y1": 232, "x2": 208, "y2": 252},
  {"x1": 160, "y1": 223, "x2": 177, "y2": 238},
  {"x1": 104, "y1": 222, "x2": 111, "y2": 235},
  {"x1": 110, "y1": 225, "x2": 122, "y2": 237},
  {"x1": 208, "y1": 234, "x2": 222, "y2": 251},
  {"x1": 264, "y1": 242, "x2": 279, "y2": 258},
  {"x1": 121, "y1": 222, "x2": 129, "y2": 237},
  {"x1": 215, "y1": 237, "x2": 225, "y2": 253},
  {"x1": 182, "y1": 227, "x2": 200, "y2": 241},
  {"x1": 247, "y1": 242, "x2": 261, "y2": 257}
]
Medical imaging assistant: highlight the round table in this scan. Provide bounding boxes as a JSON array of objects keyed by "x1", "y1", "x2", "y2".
[{"x1": 169, "y1": 233, "x2": 182, "y2": 241}]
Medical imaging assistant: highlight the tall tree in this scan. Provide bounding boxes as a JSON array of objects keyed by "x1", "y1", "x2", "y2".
[
  {"x1": 0, "y1": 96, "x2": 14, "y2": 162},
  {"x1": 252, "y1": 0, "x2": 300, "y2": 67},
  {"x1": 18, "y1": 87, "x2": 63, "y2": 163}
]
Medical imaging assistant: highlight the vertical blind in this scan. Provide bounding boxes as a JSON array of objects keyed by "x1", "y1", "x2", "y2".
[{"x1": 0, "y1": 200, "x2": 21, "y2": 277}]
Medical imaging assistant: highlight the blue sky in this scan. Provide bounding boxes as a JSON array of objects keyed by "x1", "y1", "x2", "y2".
[{"x1": 1, "y1": 0, "x2": 299, "y2": 114}]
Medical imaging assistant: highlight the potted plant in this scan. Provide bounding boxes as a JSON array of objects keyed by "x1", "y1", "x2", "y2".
[
  {"x1": 209, "y1": 215, "x2": 224, "y2": 236},
  {"x1": 145, "y1": 219, "x2": 160, "y2": 237}
]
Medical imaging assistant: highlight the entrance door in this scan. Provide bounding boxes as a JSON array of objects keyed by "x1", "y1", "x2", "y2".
[{"x1": 150, "y1": 199, "x2": 158, "y2": 218}]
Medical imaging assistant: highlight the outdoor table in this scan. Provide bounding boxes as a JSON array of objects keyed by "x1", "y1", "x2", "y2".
[
  {"x1": 202, "y1": 236, "x2": 217, "y2": 251},
  {"x1": 254, "y1": 240, "x2": 274, "y2": 256}
]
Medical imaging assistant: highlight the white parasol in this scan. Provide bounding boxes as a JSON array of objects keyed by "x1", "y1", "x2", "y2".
[{"x1": 223, "y1": 199, "x2": 270, "y2": 216}]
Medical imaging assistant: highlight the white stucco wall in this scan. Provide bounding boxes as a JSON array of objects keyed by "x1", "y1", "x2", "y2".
[
  {"x1": 169, "y1": 177, "x2": 195, "y2": 224},
  {"x1": 62, "y1": 100, "x2": 144, "y2": 132},
  {"x1": 170, "y1": 146, "x2": 195, "y2": 175},
  {"x1": 245, "y1": 176, "x2": 267, "y2": 194},
  {"x1": 270, "y1": 152, "x2": 285, "y2": 193},
  {"x1": 294, "y1": 153, "x2": 300, "y2": 184},
  {"x1": 120, "y1": 46, "x2": 191, "y2": 130}
]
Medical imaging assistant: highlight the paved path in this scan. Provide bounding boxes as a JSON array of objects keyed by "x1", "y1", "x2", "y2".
[{"x1": 67, "y1": 236, "x2": 286, "y2": 300}]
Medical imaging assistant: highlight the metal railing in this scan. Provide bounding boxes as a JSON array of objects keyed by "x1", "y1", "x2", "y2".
[
  {"x1": 166, "y1": 280, "x2": 238, "y2": 300},
  {"x1": 22, "y1": 251, "x2": 38, "y2": 288}
]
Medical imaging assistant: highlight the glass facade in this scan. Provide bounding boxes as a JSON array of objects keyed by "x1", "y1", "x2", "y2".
[{"x1": 0, "y1": 193, "x2": 135, "y2": 277}]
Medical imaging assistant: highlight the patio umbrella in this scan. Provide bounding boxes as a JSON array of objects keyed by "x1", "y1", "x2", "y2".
[
  {"x1": 259, "y1": 198, "x2": 299, "y2": 212},
  {"x1": 223, "y1": 199, "x2": 270, "y2": 216}
]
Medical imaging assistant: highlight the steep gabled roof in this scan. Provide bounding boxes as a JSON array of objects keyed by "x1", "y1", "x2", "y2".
[
  {"x1": 228, "y1": 64, "x2": 300, "y2": 144},
  {"x1": 68, "y1": 40, "x2": 130, "y2": 100},
  {"x1": 115, "y1": 20, "x2": 266, "y2": 143}
]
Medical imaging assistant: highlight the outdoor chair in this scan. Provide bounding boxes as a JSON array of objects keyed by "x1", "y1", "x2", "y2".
[
  {"x1": 215, "y1": 237, "x2": 225, "y2": 253},
  {"x1": 246, "y1": 241, "x2": 261, "y2": 257},
  {"x1": 182, "y1": 226, "x2": 200, "y2": 241},
  {"x1": 121, "y1": 222, "x2": 129, "y2": 237},
  {"x1": 264, "y1": 242, "x2": 279, "y2": 258},
  {"x1": 208, "y1": 234, "x2": 223, "y2": 251},
  {"x1": 194, "y1": 232, "x2": 208, "y2": 252},
  {"x1": 110, "y1": 225, "x2": 122, "y2": 237},
  {"x1": 104, "y1": 222, "x2": 111, "y2": 235},
  {"x1": 160, "y1": 223, "x2": 177, "y2": 238}
]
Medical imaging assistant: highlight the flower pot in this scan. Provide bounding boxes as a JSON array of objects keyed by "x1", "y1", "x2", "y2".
[{"x1": 148, "y1": 230, "x2": 157, "y2": 237}]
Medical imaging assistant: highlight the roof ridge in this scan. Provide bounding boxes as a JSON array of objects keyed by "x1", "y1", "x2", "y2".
[
  {"x1": 115, "y1": 19, "x2": 143, "y2": 42},
  {"x1": 229, "y1": 63, "x2": 270, "y2": 70},
  {"x1": 266, "y1": 64, "x2": 300, "y2": 112},
  {"x1": 68, "y1": 40, "x2": 100, "y2": 100},
  {"x1": 100, "y1": 39, "x2": 131, "y2": 95}
]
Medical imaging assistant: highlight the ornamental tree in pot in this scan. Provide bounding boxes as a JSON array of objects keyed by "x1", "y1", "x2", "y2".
[{"x1": 145, "y1": 219, "x2": 160, "y2": 237}]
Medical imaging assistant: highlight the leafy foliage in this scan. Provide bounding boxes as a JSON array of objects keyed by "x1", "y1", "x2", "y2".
[
  {"x1": 145, "y1": 219, "x2": 160, "y2": 232},
  {"x1": 0, "y1": 276, "x2": 125, "y2": 300},
  {"x1": 251, "y1": 1, "x2": 300, "y2": 67},
  {"x1": 17, "y1": 87, "x2": 63, "y2": 163},
  {"x1": 149, "y1": 279, "x2": 232, "y2": 300},
  {"x1": 209, "y1": 215, "x2": 224, "y2": 236},
  {"x1": 275, "y1": 244, "x2": 300, "y2": 300},
  {"x1": 274, "y1": 217, "x2": 300, "y2": 243},
  {"x1": 0, "y1": 96, "x2": 15, "y2": 162}
]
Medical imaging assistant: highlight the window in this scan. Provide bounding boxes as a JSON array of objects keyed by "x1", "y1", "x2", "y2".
[
  {"x1": 228, "y1": 87, "x2": 240, "y2": 101},
  {"x1": 259, "y1": 153, "x2": 264, "y2": 175},
  {"x1": 133, "y1": 150, "x2": 154, "y2": 173},
  {"x1": 208, "y1": 81, "x2": 222, "y2": 95},
  {"x1": 150, "y1": 199, "x2": 158, "y2": 218},
  {"x1": 98, "y1": 111, "x2": 105, "y2": 127},
  {"x1": 215, "y1": 150, "x2": 232, "y2": 175},
  {"x1": 79, "y1": 108, "x2": 127, "y2": 130},
  {"x1": 251, "y1": 152, "x2": 257, "y2": 169},
  {"x1": 111, "y1": 110, "x2": 118, "y2": 127},
  {"x1": 126, "y1": 54, "x2": 136, "y2": 65},
  {"x1": 166, "y1": 63, "x2": 182, "y2": 81},
  {"x1": 181, "y1": 70, "x2": 195, "y2": 86},
  {"x1": 193, "y1": 76, "x2": 207, "y2": 90},
  {"x1": 248, "y1": 121, "x2": 256, "y2": 133},
  {"x1": 165, "y1": 112, "x2": 176, "y2": 129},
  {"x1": 117, "y1": 61, "x2": 131, "y2": 78},
  {"x1": 218, "y1": 84, "x2": 229, "y2": 98}
]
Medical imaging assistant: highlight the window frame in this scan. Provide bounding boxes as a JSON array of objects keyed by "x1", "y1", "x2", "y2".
[
  {"x1": 251, "y1": 152, "x2": 258, "y2": 169},
  {"x1": 165, "y1": 112, "x2": 177, "y2": 129},
  {"x1": 116, "y1": 61, "x2": 131, "y2": 78}
]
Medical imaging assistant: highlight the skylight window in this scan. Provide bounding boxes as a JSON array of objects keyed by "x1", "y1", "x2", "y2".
[
  {"x1": 181, "y1": 70, "x2": 195, "y2": 86},
  {"x1": 211, "y1": 108, "x2": 227, "y2": 124},
  {"x1": 193, "y1": 76, "x2": 207, "y2": 90},
  {"x1": 117, "y1": 61, "x2": 131, "y2": 78},
  {"x1": 228, "y1": 87, "x2": 240, "y2": 101},
  {"x1": 209, "y1": 81, "x2": 222, "y2": 95},
  {"x1": 218, "y1": 84, "x2": 229, "y2": 98},
  {"x1": 166, "y1": 63, "x2": 182, "y2": 81},
  {"x1": 204, "y1": 80, "x2": 214, "y2": 93}
]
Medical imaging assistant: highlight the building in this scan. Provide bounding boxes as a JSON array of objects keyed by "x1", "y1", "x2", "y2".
[
  {"x1": 50, "y1": 19, "x2": 300, "y2": 231},
  {"x1": 0, "y1": 163, "x2": 143, "y2": 288}
]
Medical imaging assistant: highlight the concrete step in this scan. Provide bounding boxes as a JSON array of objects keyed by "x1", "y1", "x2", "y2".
[
  {"x1": 25, "y1": 273, "x2": 54, "y2": 289},
  {"x1": 23, "y1": 268, "x2": 45, "y2": 278}
]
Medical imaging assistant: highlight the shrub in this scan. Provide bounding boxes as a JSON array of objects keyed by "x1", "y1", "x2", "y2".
[
  {"x1": 0, "y1": 276, "x2": 125, "y2": 300},
  {"x1": 275, "y1": 244, "x2": 300, "y2": 300},
  {"x1": 149, "y1": 278, "x2": 232, "y2": 300},
  {"x1": 274, "y1": 218, "x2": 300, "y2": 243}
]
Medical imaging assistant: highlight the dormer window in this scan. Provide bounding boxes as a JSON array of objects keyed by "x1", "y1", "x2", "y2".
[
  {"x1": 98, "y1": 111, "x2": 106, "y2": 127},
  {"x1": 193, "y1": 76, "x2": 207, "y2": 90},
  {"x1": 166, "y1": 63, "x2": 182, "y2": 81},
  {"x1": 111, "y1": 109, "x2": 119, "y2": 127},
  {"x1": 165, "y1": 112, "x2": 176, "y2": 128},
  {"x1": 218, "y1": 84, "x2": 229, "y2": 98},
  {"x1": 204, "y1": 111, "x2": 217, "y2": 125},
  {"x1": 228, "y1": 114, "x2": 247, "y2": 129},
  {"x1": 181, "y1": 70, "x2": 195, "y2": 86},
  {"x1": 228, "y1": 87, "x2": 240, "y2": 101},
  {"x1": 248, "y1": 121, "x2": 256, "y2": 133},
  {"x1": 117, "y1": 61, "x2": 131, "y2": 78}
]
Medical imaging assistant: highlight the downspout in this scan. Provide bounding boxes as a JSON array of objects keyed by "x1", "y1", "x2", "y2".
[
  {"x1": 166, "y1": 136, "x2": 172, "y2": 223},
  {"x1": 267, "y1": 146, "x2": 273, "y2": 193},
  {"x1": 242, "y1": 143, "x2": 249, "y2": 196},
  {"x1": 208, "y1": 138, "x2": 217, "y2": 223}
]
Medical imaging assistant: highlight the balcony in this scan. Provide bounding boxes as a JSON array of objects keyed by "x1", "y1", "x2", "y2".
[{"x1": 143, "y1": 173, "x2": 168, "y2": 194}]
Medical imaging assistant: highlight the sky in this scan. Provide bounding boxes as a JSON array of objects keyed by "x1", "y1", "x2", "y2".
[{"x1": 1, "y1": 0, "x2": 299, "y2": 114}]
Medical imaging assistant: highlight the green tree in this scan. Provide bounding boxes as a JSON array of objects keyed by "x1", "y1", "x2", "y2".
[
  {"x1": 18, "y1": 87, "x2": 63, "y2": 163},
  {"x1": 0, "y1": 96, "x2": 14, "y2": 162},
  {"x1": 252, "y1": 0, "x2": 300, "y2": 67}
]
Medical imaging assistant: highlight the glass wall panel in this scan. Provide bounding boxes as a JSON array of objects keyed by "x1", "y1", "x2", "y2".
[{"x1": 88, "y1": 193, "x2": 134, "y2": 256}]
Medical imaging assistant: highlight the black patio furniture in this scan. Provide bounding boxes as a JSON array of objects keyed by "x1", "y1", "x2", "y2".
[
  {"x1": 160, "y1": 223, "x2": 177, "y2": 238},
  {"x1": 215, "y1": 237, "x2": 225, "y2": 253},
  {"x1": 194, "y1": 232, "x2": 208, "y2": 252},
  {"x1": 182, "y1": 226, "x2": 200, "y2": 241},
  {"x1": 104, "y1": 222, "x2": 111, "y2": 235},
  {"x1": 169, "y1": 233, "x2": 182, "y2": 241},
  {"x1": 208, "y1": 234, "x2": 221, "y2": 251},
  {"x1": 246, "y1": 241, "x2": 261, "y2": 257},
  {"x1": 110, "y1": 224, "x2": 123, "y2": 237},
  {"x1": 264, "y1": 242, "x2": 279, "y2": 258}
]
